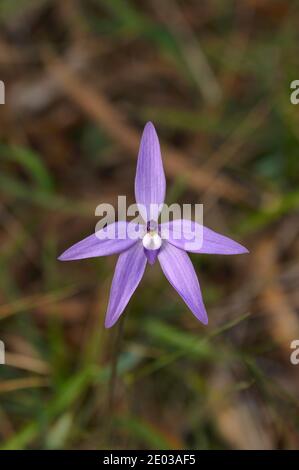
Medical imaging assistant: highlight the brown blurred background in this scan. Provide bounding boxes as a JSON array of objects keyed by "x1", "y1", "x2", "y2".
[{"x1": 0, "y1": 0, "x2": 299, "y2": 450}]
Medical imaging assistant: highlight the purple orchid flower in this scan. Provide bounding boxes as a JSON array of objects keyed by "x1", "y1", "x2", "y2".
[{"x1": 58, "y1": 122, "x2": 248, "y2": 328}]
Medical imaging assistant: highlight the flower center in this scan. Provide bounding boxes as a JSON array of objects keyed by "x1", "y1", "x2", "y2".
[{"x1": 142, "y1": 231, "x2": 162, "y2": 250}]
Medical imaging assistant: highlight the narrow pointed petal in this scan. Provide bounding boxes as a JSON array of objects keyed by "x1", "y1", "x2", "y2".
[
  {"x1": 135, "y1": 122, "x2": 166, "y2": 222},
  {"x1": 160, "y1": 220, "x2": 249, "y2": 255},
  {"x1": 105, "y1": 242, "x2": 147, "y2": 328},
  {"x1": 158, "y1": 242, "x2": 208, "y2": 325},
  {"x1": 58, "y1": 222, "x2": 140, "y2": 261}
]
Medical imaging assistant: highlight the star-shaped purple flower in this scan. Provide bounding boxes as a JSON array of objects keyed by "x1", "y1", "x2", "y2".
[{"x1": 59, "y1": 122, "x2": 248, "y2": 328}]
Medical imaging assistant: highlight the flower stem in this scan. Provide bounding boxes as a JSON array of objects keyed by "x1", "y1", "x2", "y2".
[{"x1": 107, "y1": 315, "x2": 125, "y2": 414}]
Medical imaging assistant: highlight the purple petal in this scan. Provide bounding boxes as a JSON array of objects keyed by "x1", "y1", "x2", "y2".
[
  {"x1": 160, "y1": 220, "x2": 249, "y2": 255},
  {"x1": 105, "y1": 242, "x2": 147, "y2": 328},
  {"x1": 144, "y1": 248, "x2": 159, "y2": 265},
  {"x1": 158, "y1": 242, "x2": 208, "y2": 325},
  {"x1": 58, "y1": 221, "x2": 140, "y2": 261},
  {"x1": 135, "y1": 122, "x2": 166, "y2": 222}
]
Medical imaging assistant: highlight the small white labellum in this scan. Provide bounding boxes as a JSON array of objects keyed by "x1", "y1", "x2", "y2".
[{"x1": 142, "y1": 232, "x2": 162, "y2": 250}]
